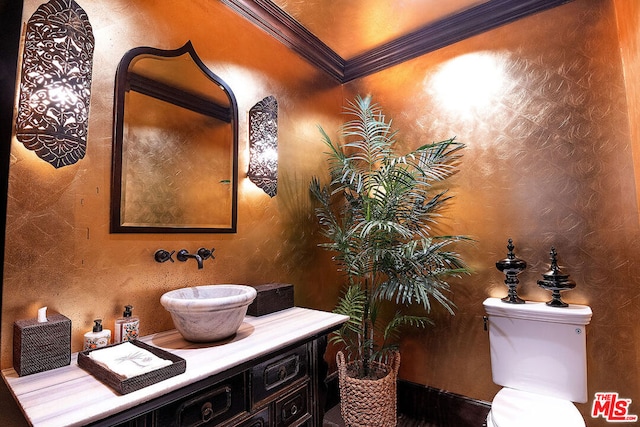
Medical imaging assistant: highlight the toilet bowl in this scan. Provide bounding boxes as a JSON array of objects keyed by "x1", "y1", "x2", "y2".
[
  {"x1": 483, "y1": 297, "x2": 592, "y2": 427},
  {"x1": 486, "y1": 388, "x2": 585, "y2": 427}
]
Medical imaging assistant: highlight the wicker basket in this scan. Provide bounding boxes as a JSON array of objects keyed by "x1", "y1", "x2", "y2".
[{"x1": 336, "y1": 351, "x2": 400, "y2": 427}]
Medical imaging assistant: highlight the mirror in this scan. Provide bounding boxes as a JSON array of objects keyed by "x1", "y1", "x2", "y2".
[{"x1": 111, "y1": 41, "x2": 238, "y2": 233}]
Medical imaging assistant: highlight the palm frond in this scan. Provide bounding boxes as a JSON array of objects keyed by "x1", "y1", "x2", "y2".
[
  {"x1": 383, "y1": 313, "x2": 432, "y2": 341},
  {"x1": 330, "y1": 284, "x2": 369, "y2": 359}
]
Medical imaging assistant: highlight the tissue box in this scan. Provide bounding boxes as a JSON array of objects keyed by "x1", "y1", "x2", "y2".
[
  {"x1": 13, "y1": 313, "x2": 71, "y2": 376},
  {"x1": 247, "y1": 283, "x2": 294, "y2": 316}
]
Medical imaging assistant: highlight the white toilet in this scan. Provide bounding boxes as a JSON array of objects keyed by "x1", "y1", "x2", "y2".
[{"x1": 483, "y1": 297, "x2": 592, "y2": 427}]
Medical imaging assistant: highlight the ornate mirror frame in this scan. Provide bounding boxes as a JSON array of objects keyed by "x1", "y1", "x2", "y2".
[{"x1": 110, "y1": 41, "x2": 238, "y2": 233}]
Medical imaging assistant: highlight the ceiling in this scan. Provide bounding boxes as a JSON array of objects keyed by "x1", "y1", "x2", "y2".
[
  {"x1": 221, "y1": 0, "x2": 573, "y2": 83},
  {"x1": 270, "y1": 0, "x2": 490, "y2": 59}
]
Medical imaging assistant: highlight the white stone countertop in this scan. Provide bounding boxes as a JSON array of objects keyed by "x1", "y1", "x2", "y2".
[{"x1": 2, "y1": 307, "x2": 348, "y2": 427}]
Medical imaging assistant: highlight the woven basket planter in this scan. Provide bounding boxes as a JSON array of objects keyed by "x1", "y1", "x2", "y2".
[{"x1": 336, "y1": 351, "x2": 400, "y2": 427}]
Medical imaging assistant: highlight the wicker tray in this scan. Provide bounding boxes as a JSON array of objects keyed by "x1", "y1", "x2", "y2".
[{"x1": 78, "y1": 340, "x2": 186, "y2": 394}]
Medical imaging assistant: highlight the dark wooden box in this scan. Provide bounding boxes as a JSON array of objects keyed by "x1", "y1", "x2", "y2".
[
  {"x1": 13, "y1": 313, "x2": 71, "y2": 376},
  {"x1": 247, "y1": 283, "x2": 294, "y2": 316}
]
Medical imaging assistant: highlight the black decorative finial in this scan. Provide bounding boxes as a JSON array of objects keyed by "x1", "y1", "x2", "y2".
[
  {"x1": 537, "y1": 247, "x2": 576, "y2": 307},
  {"x1": 506, "y1": 239, "x2": 515, "y2": 258},
  {"x1": 549, "y1": 247, "x2": 559, "y2": 270},
  {"x1": 496, "y1": 238, "x2": 527, "y2": 304}
]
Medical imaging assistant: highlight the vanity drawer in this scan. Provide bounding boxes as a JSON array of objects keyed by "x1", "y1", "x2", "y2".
[
  {"x1": 275, "y1": 383, "x2": 310, "y2": 427},
  {"x1": 234, "y1": 407, "x2": 270, "y2": 427},
  {"x1": 156, "y1": 373, "x2": 247, "y2": 427},
  {"x1": 251, "y1": 344, "x2": 307, "y2": 404}
]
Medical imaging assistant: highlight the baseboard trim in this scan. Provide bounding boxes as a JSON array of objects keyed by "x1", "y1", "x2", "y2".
[
  {"x1": 397, "y1": 380, "x2": 491, "y2": 427},
  {"x1": 325, "y1": 374, "x2": 491, "y2": 427}
]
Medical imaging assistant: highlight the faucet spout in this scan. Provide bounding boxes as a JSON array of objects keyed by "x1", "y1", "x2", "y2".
[{"x1": 177, "y1": 249, "x2": 204, "y2": 269}]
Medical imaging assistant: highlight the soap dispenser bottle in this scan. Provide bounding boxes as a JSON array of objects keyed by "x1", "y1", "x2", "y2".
[
  {"x1": 114, "y1": 305, "x2": 139, "y2": 343},
  {"x1": 83, "y1": 319, "x2": 111, "y2": 350}
]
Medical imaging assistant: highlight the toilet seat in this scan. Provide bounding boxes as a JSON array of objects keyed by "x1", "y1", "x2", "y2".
[{"x1": 487, "y1": 388, "x2": 585, "y2": 427}]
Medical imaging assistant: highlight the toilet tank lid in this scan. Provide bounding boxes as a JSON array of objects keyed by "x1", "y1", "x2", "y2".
[{"x1": 483, "y1": 297, "x2": 592, "y2": 325}]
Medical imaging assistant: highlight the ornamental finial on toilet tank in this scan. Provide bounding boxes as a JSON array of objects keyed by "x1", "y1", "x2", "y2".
[
  {"x1": 495, "y1": 238, "x2": 527, "y2": 304},
  {"x1": 537, "y1": 247, "x2": 576, "y2": 307}
]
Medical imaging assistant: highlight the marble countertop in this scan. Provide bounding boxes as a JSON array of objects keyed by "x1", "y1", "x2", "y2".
[{"x1": 2, "y1": 307, "x2": 348, "y2": 427}]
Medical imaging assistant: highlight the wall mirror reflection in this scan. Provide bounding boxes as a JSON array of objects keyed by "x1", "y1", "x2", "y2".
[{"x1": 111, "y1": 41, "x2": 238, "y2": 233}]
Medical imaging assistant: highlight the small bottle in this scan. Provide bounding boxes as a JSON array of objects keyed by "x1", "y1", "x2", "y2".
[
  {"x1": 114, "y1": 305, "x2": 139, "y2": 343},
  {"x1": 83, "y1": 319, "x2": 111, "y2": 350}
]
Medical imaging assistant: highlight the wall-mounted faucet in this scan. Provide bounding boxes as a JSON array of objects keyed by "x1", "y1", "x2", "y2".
[
  {"x1": 155, "y1": 247, "x2": 215, "y2": 270},
  {"x1": 177, "y1": 249, "x2": 203, "y2": 269}
]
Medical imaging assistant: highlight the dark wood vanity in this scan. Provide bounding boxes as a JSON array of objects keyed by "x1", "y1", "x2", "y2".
[
  {"x1": 111, "y1": 340, "x2": 319, "y2": 426},
  {"x1": 1, "y1": 308, "x2": 348, "y2": 427}
]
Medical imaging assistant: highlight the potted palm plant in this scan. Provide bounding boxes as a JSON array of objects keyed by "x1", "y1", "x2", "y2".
[{"x1": 310, "y1": 95, "x2": 469, "y2": 426}]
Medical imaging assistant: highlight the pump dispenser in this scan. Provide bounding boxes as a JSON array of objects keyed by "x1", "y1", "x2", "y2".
[
  {"x1": 83, "y1": 319, "x2": 111, "y2": 350},
  {"x1": 114, "y1": 305, "x2": 139, "y2": 343}
]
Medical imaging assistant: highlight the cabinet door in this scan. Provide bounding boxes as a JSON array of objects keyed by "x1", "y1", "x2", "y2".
[{"x1": 155, "y1": 372, "x2": 247, "y2": 427}]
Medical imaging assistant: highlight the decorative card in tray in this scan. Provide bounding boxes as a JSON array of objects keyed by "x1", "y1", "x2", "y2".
[{"x1": 78, "y1": 340, "x2": 186, "y2": 394}]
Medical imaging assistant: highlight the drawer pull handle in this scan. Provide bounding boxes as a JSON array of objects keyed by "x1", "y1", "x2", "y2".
[
  {"x1": 201, "y1": 402, "x2": 214, "y2": 423},
  {"x1": 278, "y1": 366, "x2": 287, "y2": 381},
  {"x1": 283, "y1": 403, "x2": 298, "y2": 420}
]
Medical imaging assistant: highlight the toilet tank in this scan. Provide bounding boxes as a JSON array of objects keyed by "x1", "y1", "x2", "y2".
[{"x1": 483, "y1": 297, "x2": 592, "y2": 403}]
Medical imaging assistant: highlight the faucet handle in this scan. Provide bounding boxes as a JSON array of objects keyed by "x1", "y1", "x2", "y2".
[
  {"x1": 154, "y1": 249, "x2": 175, "y2": 263},
  {"x1": 197, "y1": 247, "x2": 215, "y2": 261}
]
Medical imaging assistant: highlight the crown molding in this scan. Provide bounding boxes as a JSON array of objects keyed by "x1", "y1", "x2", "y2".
[
  {"x1": 221, "y1": 0, "x2": 345, "y2": 81},
  {"x1": 343, "y1": 0, "x2": 573, "y2": 82},
  {"x1": 222, "y1": 0, "x2": 573, "y2": 84}
]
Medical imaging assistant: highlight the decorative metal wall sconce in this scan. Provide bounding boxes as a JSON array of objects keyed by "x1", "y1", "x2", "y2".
[
  {"x1": 15, "y1": 0, "x2": 94, "y2": 169},
  {"x1": 248, "y1": 96, "x2": 278, "y2": 197}
]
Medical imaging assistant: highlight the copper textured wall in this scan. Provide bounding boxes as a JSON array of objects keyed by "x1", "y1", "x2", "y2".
[
  {"x1": 346, "y1": 0, "x2": 639, "y2": 423},
  {"x1": 2, "y1": 0, "x2": 345, "y2": 373},
  {"x1": 615, "y1": 0, "x2": 640, "y2": 218}
]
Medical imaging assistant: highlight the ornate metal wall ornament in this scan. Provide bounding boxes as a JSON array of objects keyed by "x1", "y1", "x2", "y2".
[
  {"x1": 15, "y1": 0, "x2": 95, "y2": 169},
  {"x1": 248, "y1": 96, "x2": 278, "y2": 197}
]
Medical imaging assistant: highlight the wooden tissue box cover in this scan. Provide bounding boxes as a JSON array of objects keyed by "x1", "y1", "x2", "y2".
[
  {"x1": 78, "y1": 340, "x2": 186, "y2": 394},
  {"x1": 247, "y1": 283, "x2": 294, "y2": 316},
  {"x1": 13, "y1": 313, "x2": 71, "y2": 376}
]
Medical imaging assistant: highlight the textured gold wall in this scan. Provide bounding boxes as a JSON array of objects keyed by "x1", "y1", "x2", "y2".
[
  {"x1": 346, "y1": 0, "x2": 639, "y2": 423},
  {"x1": 3, "y1": 0, "x2": 639, "y2": 426},
  {"x1": 2, "y1": 0, "x2": 346, "y2": 370},
  {"x1": 615, "y1": 0, "x2": 640, "y2": 222}
]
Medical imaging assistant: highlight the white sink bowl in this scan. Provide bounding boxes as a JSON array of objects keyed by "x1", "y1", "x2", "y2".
[{"x1": 160, "y1": 284, "x2": 257, "y2": 342}]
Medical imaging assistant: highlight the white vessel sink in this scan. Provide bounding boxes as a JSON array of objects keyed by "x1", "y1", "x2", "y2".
[{"x1": 160, "y1": 284, "x2": 257, "y2": 342}]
